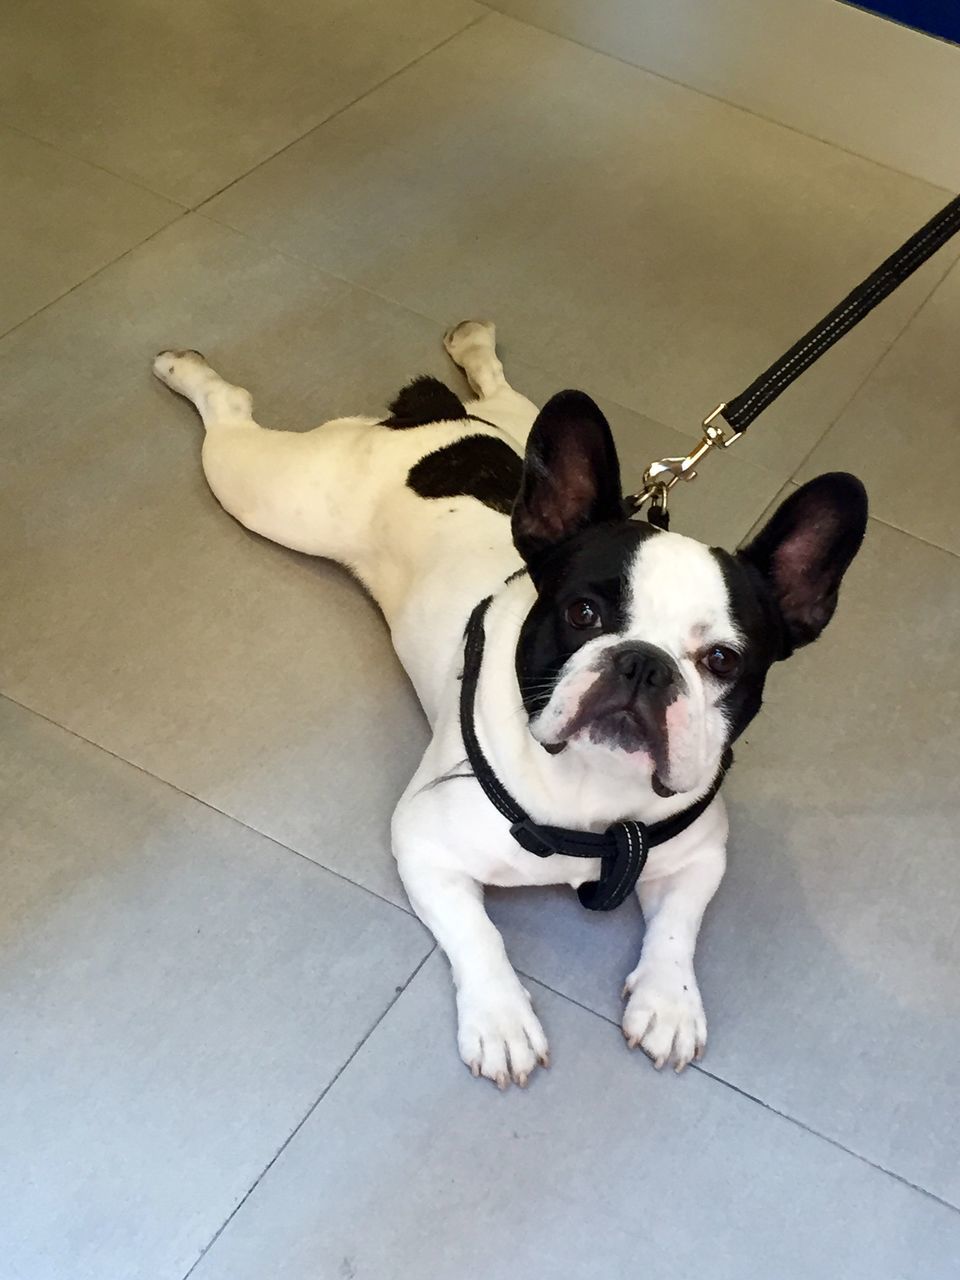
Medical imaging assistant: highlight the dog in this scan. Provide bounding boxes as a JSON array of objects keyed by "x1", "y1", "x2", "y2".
[{"x1": 153, "y1": 320, "x2": 867, "y2": 1089}]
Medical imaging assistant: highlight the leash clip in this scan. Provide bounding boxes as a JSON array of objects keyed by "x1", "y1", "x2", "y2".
[{"x1": 626, "y1": 402, "x2": 742, "y2": 521}]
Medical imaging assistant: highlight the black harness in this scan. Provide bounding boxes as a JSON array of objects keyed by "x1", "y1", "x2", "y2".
[{"x1": 460, "y1": 595, "x2": 732, "y2": 912}]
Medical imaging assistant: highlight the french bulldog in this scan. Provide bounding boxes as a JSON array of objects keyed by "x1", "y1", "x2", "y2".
[{"x1": 153, "y1": 320, "x2": 867, "y2": 1089}]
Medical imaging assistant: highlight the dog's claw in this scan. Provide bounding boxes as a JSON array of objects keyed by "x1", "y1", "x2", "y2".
[{"x1": 495, "y1": 1072, "x2": 509, "y2": 1092}]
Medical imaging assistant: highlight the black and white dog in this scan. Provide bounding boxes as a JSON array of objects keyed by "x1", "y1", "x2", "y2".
[{"x1": 153, "y1": 321, "x2": 867, "y2": 1089}]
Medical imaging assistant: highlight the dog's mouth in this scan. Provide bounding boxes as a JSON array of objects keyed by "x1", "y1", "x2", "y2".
[
  {"x1": 650, "y1": 771, "x2": 676, "y2": 798},
  {"x1": 541, "y1": 700, "x2": 677, "y2": 796}
]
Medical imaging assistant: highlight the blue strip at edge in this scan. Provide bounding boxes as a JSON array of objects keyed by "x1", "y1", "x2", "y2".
[{"x1": 846, "y1": 1, "x2": 960, "y2": 45}]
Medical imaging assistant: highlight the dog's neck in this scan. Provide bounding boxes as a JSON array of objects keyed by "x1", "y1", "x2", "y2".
[{"x1": 471, "y1": 578, "x2": 703, "y2": 831}]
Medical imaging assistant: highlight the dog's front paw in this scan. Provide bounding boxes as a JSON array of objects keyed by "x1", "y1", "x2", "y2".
[
  {"x1": 457, "y1": 978, "x2": 550, "y2": 1090},
  {"x1": 621, "y1": 963, "x2": 706, "y2": 1072}
]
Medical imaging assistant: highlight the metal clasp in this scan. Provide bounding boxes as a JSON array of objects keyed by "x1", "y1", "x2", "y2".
[{"x1": 626, "y1": 403, "x2": 742, "y2": 518}]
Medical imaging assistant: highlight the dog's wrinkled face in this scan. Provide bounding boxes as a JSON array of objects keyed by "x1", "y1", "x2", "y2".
[{"x1": 511, "y1": 392, "x2": 868, "y2": 798}]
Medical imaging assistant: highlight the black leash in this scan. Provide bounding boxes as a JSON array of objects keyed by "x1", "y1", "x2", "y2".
[
  {"x1": 629, "y1": 192, "x2": 960, "y2": 524},
  {"x1": 459, "y1": 596, "x2": 731, "y2": 911},
  {"x1": 723, "y1": 193, "x2": 960, "y2": 436}
]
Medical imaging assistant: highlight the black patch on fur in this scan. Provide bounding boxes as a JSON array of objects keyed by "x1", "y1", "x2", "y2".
[
  {"x1": 737, "y1": 472, "x2": 868, "y2": 652},
  {"x1": 706, "y1": 471, "x2": 868, "y2": 743},
  {"x1": 382, "y1": 376, "x2": 467, "y2": 428},
  {"x1": 708, "y1": 547, "x2": 786, "y2": 744},
  {"x1": 512, "y1": 390, "x2": 624, "y2": 572},
  {"x1": 515, "y1": 521, "x2": 661, "y2": 715},
  {"x1": 407, "y1": 435, "x2": 523, "y2": 516}
]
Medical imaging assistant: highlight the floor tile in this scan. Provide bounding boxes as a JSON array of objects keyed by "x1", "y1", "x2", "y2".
[
  {"x1": 190, "y1": 956, "x2": 960, "y2": 1280},
  {"x1": 0, "y1": 696, "x2": 429, "y2": 1280},
  {"x1": 485, "y1": 0, "x2": 960, "y2": 190},
  {"x1": 0, "y1": 0, "x2": 482, "y2": 207},
  {"x1": 491, "y1": 518, "x2": 960, "y2": 1205},
  {"x1": 798, "y1": 258, "x2": 960, "y2": 555},
  {"x1": 205, "y1": 13, "x2": 959, "y2": 482},
  {"x1": 0, "y1": 214, "x2": 775, "y2": 909},
  {"x1": 0, "y1": 125, "x2": 179, "y2": 337}
]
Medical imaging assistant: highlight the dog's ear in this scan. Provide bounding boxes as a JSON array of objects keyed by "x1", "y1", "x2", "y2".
[
  {"x1": 738, "y1": 472, "x2": 868, "y2": 654},
  {"x1": 512, "y1": 391, "x2": 623, "y2": 567}
]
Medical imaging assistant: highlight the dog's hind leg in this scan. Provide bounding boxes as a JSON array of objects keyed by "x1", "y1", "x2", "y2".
[
  {"x1": 153, "y1": 349, "x2": 254, "y2": 430},
  {"x1": 443, "y1": 320, "x2": 538, "y2": 446},
  {"x1": 152, "y1": 349, "x2": 380, "y2": 566},
  {"x1": 443, "y1": 320, "x2": 507, "y2": 398}
]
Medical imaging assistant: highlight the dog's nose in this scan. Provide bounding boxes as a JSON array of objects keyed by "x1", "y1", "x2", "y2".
[{"x1": 613, "y1": 644, "x2": 676, "y2": 692}]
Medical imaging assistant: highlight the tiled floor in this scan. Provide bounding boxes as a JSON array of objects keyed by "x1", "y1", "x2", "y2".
[{"x1": 2, "y1": 2, "x2": 959, "y2": 1277}]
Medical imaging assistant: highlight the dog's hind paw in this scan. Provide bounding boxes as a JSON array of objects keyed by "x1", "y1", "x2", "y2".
[
  {"x1": 152, "y1": 349, "x2": 208, "y2": 394},
  {"x1": 622, "y1": 964, "x2": 707, "y2": 1072},
  {"x1": 456, "y1": 977, "x2": 549, "y2": 1089},
  {"x1": 443, "y1": 319, "x2": 496, "y2": 364}
]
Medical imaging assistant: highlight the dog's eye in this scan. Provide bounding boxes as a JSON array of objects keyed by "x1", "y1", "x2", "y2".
[
  {"x1": 565, "y1": 599, "x2": 602, "y2": 630},
  {"x1": 701, "y1": 645, "x2": 740, "y2": 678}
]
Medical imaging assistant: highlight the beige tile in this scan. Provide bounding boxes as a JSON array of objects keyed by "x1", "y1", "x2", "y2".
[
  {"x1": 799, "y1": 259, "x2": 960, "y2": 555},
  {"x1": 206, "y1": 14, "x2": 959, "y2": 483},
  {"x1": 0, "y1": 0, "x2": 482, "y2": 206},
  {"x1": 486, "y1": 0, "x2": 960, "y2": 189},
  {"x1": 192, "y1": 956, "x2": 960, "y2": 1280},
  {"x1": 0, "y1": 126, "x2": 179, "y2": 336},
  {"x1": 0, "y1": 696, "x2": 428, "y2": 1280}
]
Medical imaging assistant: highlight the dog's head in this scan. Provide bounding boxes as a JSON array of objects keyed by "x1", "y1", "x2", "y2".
[{"x1": 511, "y1": 391, "x2": 867, "y2": 798}]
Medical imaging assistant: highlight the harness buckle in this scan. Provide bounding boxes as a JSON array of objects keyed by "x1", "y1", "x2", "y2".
[{"x1": 509, "y1": 818, "x2": 559, "y2": 858}]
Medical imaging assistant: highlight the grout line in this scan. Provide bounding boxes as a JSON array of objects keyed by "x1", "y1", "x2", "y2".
[
  {"x1": 478, "y1": 4, "x2": 958, "y2": 196},
  {"x1": 0, "y1": 11, "x2": 488, "y2": 346},
  {"x1": 0, "y1": 212, "x2": 188, "y2": 344},
  {"x1": 179, "y1": 945, "x2": 437, "y2": 1280},
  {"x1": 519, "y1": 971, "x2": 960, "y2": 1216},
  {"x1": 691, "y1": 1064, "x2": 960, "y2": 1215},
  {"x1": 0, "y1": 12, "x2": 488, "y2": 214},
  {"x1": 194, "y1": 11, "x2": 490, "y2": 213},
  {"x1": 0, "y1": 690, "x2": 419, "y2": 922},
  {"x1": 863, "y1": 510, "x2": 960, "y2": 560},
  {"x1": 0, "y1": 115, "x2": 188, "y2": 206}
]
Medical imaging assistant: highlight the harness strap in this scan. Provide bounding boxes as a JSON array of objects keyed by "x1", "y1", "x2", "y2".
[{"x1": 460, "y1": 596, "x2": 731, "y2": 911}]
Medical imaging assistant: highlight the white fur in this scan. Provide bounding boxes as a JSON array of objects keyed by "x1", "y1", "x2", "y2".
[{"x1": 153, "y1": 322, "x2": 728, "y2": 1088}]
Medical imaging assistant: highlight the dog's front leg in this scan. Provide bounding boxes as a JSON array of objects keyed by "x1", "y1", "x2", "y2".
[
  {"x1": 622, "y1": 803, "x2": 728, "y2": 1072},
  {"x1": 395, "y1": 840, "x2": 549, "y2": 1089}
]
